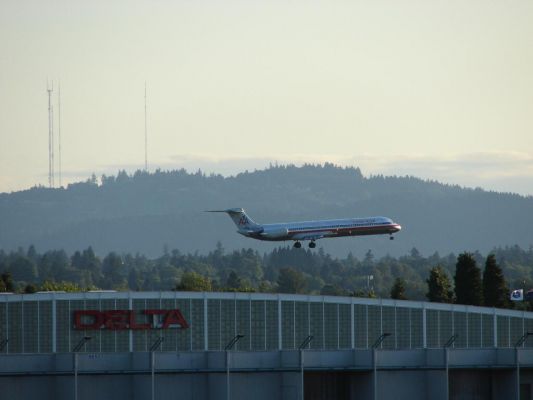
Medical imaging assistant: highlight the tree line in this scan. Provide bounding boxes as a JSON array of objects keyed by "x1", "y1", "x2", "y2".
[
  {"x1": 2, "y1": 163, "x2": 532, "y2": 259},
  {"x1": 390, "y1": 253, "x2": 511, "y2": 309},
  {"x1": 1, "y1": 243, "x2": 532, "y2": 310}
]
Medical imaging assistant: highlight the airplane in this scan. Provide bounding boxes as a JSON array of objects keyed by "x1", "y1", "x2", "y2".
[{"x1": 207, "y1": 208, "x2": 402, "y2": 248}]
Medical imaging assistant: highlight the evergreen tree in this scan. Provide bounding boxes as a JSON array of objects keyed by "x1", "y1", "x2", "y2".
[
  {"x1": 26, "y1": 245, "x2": 39, "y2": 263},
  {"x1": 483, "y1": 254, "x2": 509, "y2": 308},
  {"x1": 363, "y1": 250, "x2": 374, "y2": 265},
  {"x1": 390, "y1": 278, "x2": 407, "y2": 300},
  {"x1": 102, "y1": 252, "x2": 125, "y2": 289},
  {"x1": 320, "y1": 284, "x2": 348, "y2": 296},
  {"x1": 71, "y1": 251, "x2": 83, "y2": 270},
  {"x1": 210, "y1": 241, "x2": 225, "y2": 269},
  {"x1": 277, "y1": 267, "x2": 307, "y2": 294},
  {"x1": 24, "y1": 283, "x2": 37, "y2": 293},
  {"x1": 128, "y1": 269, "x2": 141, "y2": 291},
  {"x1": 0, "y1": 272, "x2": 14, "y2": 292},
  {"x1": 454, "y1": 252, "x2": 483, "y2": 305},
  {"x1": 80, "y1": 247, "x2": 102, "y2": 286},
  {"x1": 9, "y1": 255, "x2": 37, "y2": 282},
  {"x1": 39, "y1": 250, "x2": 68, "y2": 282},
  {"x1": 226, "y1": 271, "x2": 242, "y2": 290},
  {"x1": 0, "y1": 241, "x2": 531, "y2": 303},
  {"x1": 426, "y1": 266, "x2": 453, "y2": 303}
]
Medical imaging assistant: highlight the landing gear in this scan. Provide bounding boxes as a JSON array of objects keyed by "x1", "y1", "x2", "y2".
[
  {"x1": 309, "y1": 241, "x2": 316, "y2": 249},
  {"x1": 389, "y1": 234, "x2": 394, "y2": 240},
  {"x1": 293, "y1": 241, "x2": 302, "y2": 249}
]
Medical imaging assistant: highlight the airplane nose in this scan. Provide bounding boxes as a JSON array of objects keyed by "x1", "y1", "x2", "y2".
[{"x1": 396, "y1": 224, "x2": 402, "y2": 231}]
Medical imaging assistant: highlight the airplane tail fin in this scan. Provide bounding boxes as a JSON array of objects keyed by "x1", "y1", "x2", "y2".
[{"x1": 206, "y1": 208, "x2": 262, "y2": 232}]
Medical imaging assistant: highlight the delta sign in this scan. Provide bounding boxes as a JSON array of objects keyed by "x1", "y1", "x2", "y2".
[{"x1": 73, "y1": 309, "x2": 189, "y2": 330}]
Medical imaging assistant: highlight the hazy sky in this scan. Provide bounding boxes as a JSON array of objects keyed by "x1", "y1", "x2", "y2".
[{"x1": 1, "y1": 0, "x2": 532, "y2": 195}]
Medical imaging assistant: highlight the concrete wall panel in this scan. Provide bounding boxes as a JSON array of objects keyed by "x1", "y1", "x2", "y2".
[{"x1": 376, "y1": 371, "x2": 429, "y2": 400}]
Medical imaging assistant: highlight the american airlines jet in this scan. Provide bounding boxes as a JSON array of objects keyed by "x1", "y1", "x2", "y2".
[{"x1": 208, "y1": 208, "x2": 402, "y2": 248}]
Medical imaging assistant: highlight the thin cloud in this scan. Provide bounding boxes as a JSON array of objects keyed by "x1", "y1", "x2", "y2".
[{"x1": 350, "y1": 151, "x2": 533, "y2": 195}]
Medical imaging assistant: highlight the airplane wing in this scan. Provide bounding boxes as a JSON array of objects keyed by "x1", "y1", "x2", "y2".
[
  {"x1": 291, "y1": 232, "x2": 333, "y2": 241},
  {"x1": 241, "y1": 228, "x2": 264, "y2": 234}
]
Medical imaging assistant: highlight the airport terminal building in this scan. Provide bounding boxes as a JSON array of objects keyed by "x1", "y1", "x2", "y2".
[
  {"x1": 2, "y1": 291, "x2": 533, "y2": 354},
  {"x1": 2, "y1": 291, "x2": 533, "y2": 399}
]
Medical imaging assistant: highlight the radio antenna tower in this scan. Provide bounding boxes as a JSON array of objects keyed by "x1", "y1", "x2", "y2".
[
  {"x1": 58, "y1": 82, "x2": 62, "y2": 187},
  {"x1": 47, "y1": 81, "x2": 55, "y2": 188},
  {"x1": 144, "y1": 82, "x2": 148, "y2": 171}
]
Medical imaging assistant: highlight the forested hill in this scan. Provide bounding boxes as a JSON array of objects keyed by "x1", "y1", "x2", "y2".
[{"x1": 1, "y1": 164, "x2": 532, "y2": 257}]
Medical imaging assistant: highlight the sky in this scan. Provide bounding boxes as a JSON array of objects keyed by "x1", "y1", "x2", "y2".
[{"x1": 1, "y1": 0, "x2": 532, "y2": 195}]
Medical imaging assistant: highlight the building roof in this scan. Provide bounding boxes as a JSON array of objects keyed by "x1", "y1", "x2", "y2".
[{"x1": 0, "y1": 291, "x2": 529, "y2": 319}]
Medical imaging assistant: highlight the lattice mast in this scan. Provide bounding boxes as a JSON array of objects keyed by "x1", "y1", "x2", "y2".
[
  {"x1": 47, "y1": 81, "x2": 54, "y2": 188},
  {"x1": 144, "y1": 82, "x2": 148, "y2": 171},
  {"x1": 58, "y1": 82, "x2": 62, "y2": 187}
]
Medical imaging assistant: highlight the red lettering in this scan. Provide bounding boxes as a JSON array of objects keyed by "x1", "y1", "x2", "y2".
[
  {"x1": 129, "y1": 310, "x2": 150, "y2": 330},
  {"x1": 144, "y1": 309, "x2": 166, "y2": 328},
  {"x1": 74, "y1": 310, "x2": 104, "y2": 330},
  {"x1": 162, "y1": 309, "x2": 189, "y2": 329},
  {"x1": 72, "y1": 309, "x2": 189, "y2": 330},
  {"x1": 104, "y1": 310, "x2": 129, "y2": 330}
]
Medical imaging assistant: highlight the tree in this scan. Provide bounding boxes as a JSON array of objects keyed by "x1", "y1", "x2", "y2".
[
  {"x1": 363, "y1": 250, "x2": 374, "y2": 265},
  {"x1": 454, "y1": 252, "x2": 483, "y2": 306},
  {"x1": 158, "y1": 264, "x2": 180, "y2": 289},
  {"x1": 353, "y1": 289, "x2": 377, "y2": 298},
  {"x1": 258, "y1": 280, "x2": 273, "y2": 293},
  {"x1": 141, "y1": 267, "x2": 162, "y2": 291},
  {"x1": 390, "y1": 278, "x2": 407, "y2": 300},
  {"x1": 72, "y1": 247, "x2": 102, "y2": 287},
  {"x1": 483, "y1": 254, "x2": 509, "y2": 308},
  {"x1": 426, "y1": 266, "x2": 453, "y2": 303},
  {"x1": 210, "y1": 241, "x2": 225, "y2": 269},
  {"x1": 24, "y1": 283, "x2": 37, "y2": 293},
  {"x1": 9, "y1": 256, "x2": 37, "y2": 282},
  {"x1": 39, "y1": 250, "x2": 70, "y2": 282},
  {"x1": 176, "y1": 271, "x2": 212, "y2": 292},
  {"x1": 226, "y1": 271, "x2": 242, "y2": 290},
  {"x1": 82, "y1": 247, "x2": 101, "y2": 272},
  {"x1": 26, "y1": 245, "x2": 39, "y2": 263},
  {"x1": 128, "y1": 269, "x2": 141, "y2": 291},
  {"x1": 277, "y1": 267, "x2": 306, "y2": 294},
  {"x1": 102, "y1": 252, "x2": 125, "y2": 289},
  {"x1": 40, "y1": 280, "x2": 81, "y2": 292},
  {"x1": 321, "y1": 284, "x2": 348, "y2": 296},
  {"x1": 0, "y1": 272, "x2": 14, "y2": 292}
]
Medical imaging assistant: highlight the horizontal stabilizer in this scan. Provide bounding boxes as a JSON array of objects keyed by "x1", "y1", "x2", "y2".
[
  {"x1": 205, "y1": 208, "x2": 245, "y2": 214},
  {"x1": 205, "y1": 208, "x2": 261, "y2": 231}
]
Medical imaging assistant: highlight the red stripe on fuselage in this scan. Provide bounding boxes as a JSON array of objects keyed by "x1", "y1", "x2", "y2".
[{"x1": 287, "y1": 224, "x2": 401, "y2": 236}]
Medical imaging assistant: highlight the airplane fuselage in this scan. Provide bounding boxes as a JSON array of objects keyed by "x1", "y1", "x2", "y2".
[
  {"x1": 240, "y1": 216, "x2": 401, "y2": 241},
  {"x1": 208, "y1": 208, "x2": 401, "y2": 248}
]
